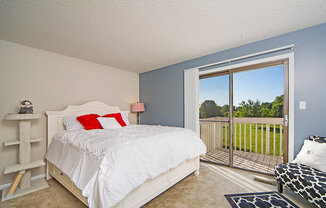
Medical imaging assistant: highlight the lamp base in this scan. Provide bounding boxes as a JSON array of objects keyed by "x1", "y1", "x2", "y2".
[{"x1": 137, "y1": 112, "x2": 140, "y2": 125}]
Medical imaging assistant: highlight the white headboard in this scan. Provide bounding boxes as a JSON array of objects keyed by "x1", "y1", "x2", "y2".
[{"x1": 46, "y1": 101, "x2": 134, "y2": 150}]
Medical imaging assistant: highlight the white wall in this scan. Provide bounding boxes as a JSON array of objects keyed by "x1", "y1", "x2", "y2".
[{"x1": 0, "y1": 40, "x2": 139, "y2": 186}]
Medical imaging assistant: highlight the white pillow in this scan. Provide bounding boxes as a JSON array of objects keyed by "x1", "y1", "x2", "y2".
[
  {"x1": 63, "y1": 116, "x2": 84, "y2": 131},
  {"x1": 293, "y1": 140, "x2": 326, "y2": 172},
  {"x1": 97, "y1": 117, "x2": 122, "y2": 129},
  {"x1": 100, "y1": 112, "x2": 129, "y2": 125},
  {"x1": 120, "y1": 112, "x2": 129, "y2": 126}
]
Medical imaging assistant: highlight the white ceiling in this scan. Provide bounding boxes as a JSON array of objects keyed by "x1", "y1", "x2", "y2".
[{"x1": 1, "y1": 1, "x2": 326, "y2": 73}]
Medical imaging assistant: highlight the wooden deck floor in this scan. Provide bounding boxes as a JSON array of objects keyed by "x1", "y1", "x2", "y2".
[{"x1": 201, "y1": 148, "x2": 283, "y2": 174}]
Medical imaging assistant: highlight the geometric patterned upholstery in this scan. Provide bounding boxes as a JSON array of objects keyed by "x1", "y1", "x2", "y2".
[
  {"x1": 307, "y1": 135, "x2": 326, "y2": 143},
  {"x1": 275, "y1": 163, "x2": 326, "y2": 208}
]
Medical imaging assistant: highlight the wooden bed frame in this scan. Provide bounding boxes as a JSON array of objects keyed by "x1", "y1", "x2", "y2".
[{"x1": 46, "y1": 101, "x2": 200, "y2": 208}]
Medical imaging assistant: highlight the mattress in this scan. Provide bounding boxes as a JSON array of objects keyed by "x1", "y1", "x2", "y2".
[{"x1": 46, "y1": 125, "x2": 206, "y2": 208}]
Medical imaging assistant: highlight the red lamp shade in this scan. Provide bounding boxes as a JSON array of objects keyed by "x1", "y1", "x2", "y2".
[{"x1": 131, "y1": 103, "x2": 145, "y2": 112}]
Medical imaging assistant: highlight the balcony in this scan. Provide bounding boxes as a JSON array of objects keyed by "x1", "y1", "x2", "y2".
[{"x1": 200, "y1": 117, "x2": 284, "y2": 174}]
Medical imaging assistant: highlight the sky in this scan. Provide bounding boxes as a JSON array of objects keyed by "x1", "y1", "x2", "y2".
[{"x1": 199, "y1": 65, "x2": 284, "y2": 106}]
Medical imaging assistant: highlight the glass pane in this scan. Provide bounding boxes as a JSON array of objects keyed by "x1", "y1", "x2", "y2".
[
  {"x1": 232, "y1": 65, "x2": 284, "y2": 174},
  {"x1": 199, "y1": 74, "x2": 229, "y2": 165}
]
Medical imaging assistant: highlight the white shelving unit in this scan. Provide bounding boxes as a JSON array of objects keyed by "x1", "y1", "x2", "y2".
[{"x1": 2, "y1": 113, "x2": 49, "y2": 201}]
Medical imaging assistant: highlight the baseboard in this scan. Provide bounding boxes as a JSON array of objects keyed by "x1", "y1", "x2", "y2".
[{"x1": 0, "y1": 174, "x2": 46, "y2": 190}]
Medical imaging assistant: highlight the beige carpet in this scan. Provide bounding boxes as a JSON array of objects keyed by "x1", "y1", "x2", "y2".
[{"x1": 0, "y1": 163, "x2": 314, "y2": 208}]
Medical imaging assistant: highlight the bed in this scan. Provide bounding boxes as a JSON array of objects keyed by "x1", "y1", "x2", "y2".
[{"x1": 45, "y1": 101, "x2": 206, "y2": 208}]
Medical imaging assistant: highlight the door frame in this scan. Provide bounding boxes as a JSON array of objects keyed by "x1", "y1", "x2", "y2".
[{"x1": 198, "y1": 53, "x2": 295, "y2": 162}]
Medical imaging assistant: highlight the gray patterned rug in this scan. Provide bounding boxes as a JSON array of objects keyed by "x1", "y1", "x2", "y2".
[{"x1": 225, "y1": 191, "x2": 299, "y2": 208}]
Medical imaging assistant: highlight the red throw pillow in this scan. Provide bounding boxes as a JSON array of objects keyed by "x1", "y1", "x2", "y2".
[
  {"x1": 77, "y1": 114, "x2": 102, "y2": 130},
  {"x1": 102, "y1": 113, "x2": 126, "y2": 127}
]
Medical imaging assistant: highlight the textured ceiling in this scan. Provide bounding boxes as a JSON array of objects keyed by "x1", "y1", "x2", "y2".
[{"x1": 1, "y1": 1, "x2": 326, "y2": 73}]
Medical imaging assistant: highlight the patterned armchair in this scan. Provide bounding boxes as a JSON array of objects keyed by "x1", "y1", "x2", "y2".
[{"x1": 274, "y1": 136, "x2": 326, "y2": 208}]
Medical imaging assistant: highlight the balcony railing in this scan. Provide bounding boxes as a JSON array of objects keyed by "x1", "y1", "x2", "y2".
[
  {"x1": 200, "y1": 117, "x2": 284, "y2": 174},
  {"x1": 200, "y1": 117, "x2": 284, "y2": 157}
]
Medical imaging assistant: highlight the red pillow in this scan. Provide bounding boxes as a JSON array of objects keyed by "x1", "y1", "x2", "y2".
[
  {"x1": 102, "y1": 113, "x2": 126, "y2": 127},
  {"x1": 77, "y1": 114, "x2": 102, "y2": 130}
]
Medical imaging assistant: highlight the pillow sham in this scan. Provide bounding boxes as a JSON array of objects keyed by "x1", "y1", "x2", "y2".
[
  {"x1": 120, "y1": 112, "x2": 130, "y2": 126},
  {"x1": 77, "y1": 114, "x2": 102, "y2": 130},
  {"x1": 97, "y1": 117, "x2": 122, "y2": 129},
  {"x1": 102, "y1": 113, "x2": 126, "y2": 127},
  {"x1": 293, "y1": 139, "x2": 326, "y2": 172},
  {"x1": 63, "y1": 116, "x2": 85, "y2": 131}
]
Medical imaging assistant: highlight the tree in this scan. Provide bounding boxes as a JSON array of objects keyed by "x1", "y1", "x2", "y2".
[
  {"x1": 200, "y1": 94, "x2": 283, "y2": 118},
  {"x1": 271, "y1": 95, "x2": 283, "y2": 117},
  {"x1": 199, "y1": 100, "x2": 219, "y2": 118},
  {"x1": 235, "y1": 99, "x2": 261, "y2": 117},
  {"x1": 261, "y1": 107, "x2": 272, "y2": 117},
  {"x1": 261, "y1": 102, "x2": 272, "y2": 110},
  {"x1": 220, "y1": 105, "x2": 229, "y2": 117}
]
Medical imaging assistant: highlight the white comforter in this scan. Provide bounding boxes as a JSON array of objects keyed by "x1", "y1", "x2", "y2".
[{"x1": 46, "y1": 125, "x2": 206, "y2": 208}]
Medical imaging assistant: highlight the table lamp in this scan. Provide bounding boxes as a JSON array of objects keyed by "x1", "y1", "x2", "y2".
[{"x1": 131, "y1": 102, "x2": 145, "y2": 124}]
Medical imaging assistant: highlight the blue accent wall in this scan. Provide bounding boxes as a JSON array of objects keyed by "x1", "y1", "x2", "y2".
[{"x1": 140, "y1": 23, "x2": 326, "y2": 156}]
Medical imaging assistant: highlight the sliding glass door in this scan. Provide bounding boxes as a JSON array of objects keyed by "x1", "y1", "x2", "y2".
[{"x1": 199, "y1": 60, "x2": 289, "y2": 174}]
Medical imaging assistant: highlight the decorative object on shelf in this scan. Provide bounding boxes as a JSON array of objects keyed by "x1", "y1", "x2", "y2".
[
  {"x1": 18, "y1": 100, "x2": 33, "y2": 114},
  {"x1": 1, "y1": 113, "x2": 48, "y2": 202},
  {"x1": 131, "y1": 102, "x2": 145, "y2": 125}
]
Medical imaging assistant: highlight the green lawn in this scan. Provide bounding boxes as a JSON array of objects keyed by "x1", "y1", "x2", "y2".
[{"x1": 222, "y1": 124, "x2": 283, "y2": 156}]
